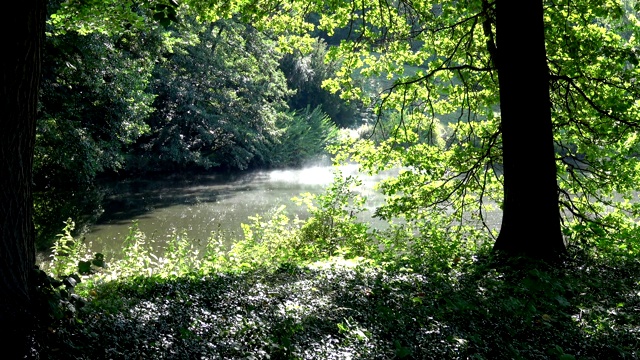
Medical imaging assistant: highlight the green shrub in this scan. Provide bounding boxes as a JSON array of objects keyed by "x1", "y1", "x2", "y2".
[
  {"x1": 48, "y1": 219, "x2": 92, "y2": 278},
  {"x1": 223, "y1": 205, "x2": 303, "y2": 269},
  {"x1": 295, "y1": 172, "x2": 371, "y2": 258},
  {"x1": 269, "y1": 106, "x2": 339, "y2": 167}
]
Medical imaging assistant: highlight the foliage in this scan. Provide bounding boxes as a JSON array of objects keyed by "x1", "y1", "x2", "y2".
[
  {"x1": 279, "y1": 39, "x2": 362, "y2": 128},
  {"x1": 33, "y1": 186, "x2": 105, "y2": 251},
  {"x1": 268, "y1": 106, "x2": 340, "y2": 168},
  {"x1": 48, "y1": 0, "x2": 169, "y2": 36},
  {"x1": 223, "y1": 205, "x2": 304, "y2": 270},
  {"x1": 547, "y1": 0, "x2": 640, "y2": 230},
  {"x1": 37, "y1": 7, "x2": 156, "y2": 187},
  {"x1": 116, "y1": 222, "x2": 160, "y2": 278},
  {"x1": 37, "y1": 230, "x2": 640, "y2": 359},
  {"x1": 271, "y1": 0, "x2": 640, "y2": 250},
  {"x1": 41, "y1": 2, "x2": 348, "y2": 182},
  {"x1": 564, "y1": 212, "x2": 640, "y2": 261},
  {"x1": 294, "y1": 172, "x2": 372, "y2": 258},
  {"x1": 127, "y1": 16, "x2": 293, "y2": 172},
  {"x1": 351, "y1": 107, "x2": 448, "y2": 147},
  {"x1": 48, "y1": 219, "x2": 92, "y2": 279}
]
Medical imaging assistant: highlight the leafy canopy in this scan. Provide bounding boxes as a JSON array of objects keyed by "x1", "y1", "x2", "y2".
[{"x1": 287, "y1": 0, "x2": 640, "y2": 245}]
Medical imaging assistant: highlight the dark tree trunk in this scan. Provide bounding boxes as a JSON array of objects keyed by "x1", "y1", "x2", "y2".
[
  {"x1": 0, "y1": 0, "x2": 46, "y2": 357},
  {"x1": 492, "y1": 0, "x2": 566, "y2": 259}
]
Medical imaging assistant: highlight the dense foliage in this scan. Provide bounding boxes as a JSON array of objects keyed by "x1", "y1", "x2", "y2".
[
  {"x1": 37, "y1": 18, "x2": 156, "y2": 187},
  {"x1": 280, "y1": 39, "x2": 362, "y2": 128},
  {"x1": 128, "y1": 18, "x2": 292, "y2": 172},
  {"x1": 288, "y1": 0, "x2": 640, "y2": 246},
  {"x1": 36, "y1": 5, "x2": 354, "y2": 189}
]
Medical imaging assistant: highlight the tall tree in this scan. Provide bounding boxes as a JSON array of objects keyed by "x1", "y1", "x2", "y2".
[
  {"x1": 492, "y1": 0, "x2": 565, "y2": 258},
  {"x1": 1, "y1": 1, "x2": 168, "y2": 356},
  {"x1": 0, "y1": 0, "x2": 46, "y2": 356}
]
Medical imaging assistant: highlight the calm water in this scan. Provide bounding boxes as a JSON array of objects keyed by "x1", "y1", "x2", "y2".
[{"x1": 79, "y1": 164, "x2": 392, "y2": 258}]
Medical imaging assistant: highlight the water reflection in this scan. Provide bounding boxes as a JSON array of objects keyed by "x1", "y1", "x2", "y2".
[{"x1": 35, "y1": 164, "x2": 506, "y2": 261}]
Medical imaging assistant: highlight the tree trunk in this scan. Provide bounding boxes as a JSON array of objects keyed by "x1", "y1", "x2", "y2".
[
  {"x1": 0, "y1": 0, "x2": 46, "y2": 356},
  {"x1": 492, "y1": 0, "x2": 566, "y2": 259}
]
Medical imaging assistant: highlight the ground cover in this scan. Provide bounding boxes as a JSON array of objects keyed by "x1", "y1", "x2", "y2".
[{"x1": 35, "y1": 250, "x2": 639, "y2": 359}]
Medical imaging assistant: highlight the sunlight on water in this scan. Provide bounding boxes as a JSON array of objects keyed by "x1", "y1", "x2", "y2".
[
  {"x1": 37, "y1": 162, "x2": 505, "y2": 263},
  {"x1": 266, "y1": 164, "x2": 360, "y2": 185}
]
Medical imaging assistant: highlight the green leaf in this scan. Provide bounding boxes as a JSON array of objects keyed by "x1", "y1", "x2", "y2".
[
  {"x1": 394, "y1": 340, "x2": 413, "y2": 358},
  {"x1": 629, "y1": 52, "x2": 638, "y2": 66},
  {"x1": 555, "y1": 295, "x2": 570, "y2": 307},
  {"x1": 78, "y1": 260, "x2": 92, "y2": 275},
  {"x1": 559, "y1": 354, "x2": 576, "y2": 360},
  {"x1": 92, "y1": 253, "x2": 106, "y2": 268},
  {"x1": 522, "y1": 277, "x2": 542, "y2": 291}
]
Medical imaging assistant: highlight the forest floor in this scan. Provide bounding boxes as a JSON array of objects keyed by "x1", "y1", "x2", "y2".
[{"x1": 36, "y1": 253, "x2": 639, "y2": 360}]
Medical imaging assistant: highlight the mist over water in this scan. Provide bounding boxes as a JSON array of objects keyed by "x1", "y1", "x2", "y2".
[{"x1": 267, "y1": 165, "x2": 347, "y2": 185}]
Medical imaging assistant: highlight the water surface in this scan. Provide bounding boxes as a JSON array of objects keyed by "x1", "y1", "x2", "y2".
[{"x1": 82, "y1": 164, "x2": 390, "y2": 258}]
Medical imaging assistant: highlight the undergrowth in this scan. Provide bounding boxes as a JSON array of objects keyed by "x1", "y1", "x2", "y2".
[{"x1": 34, "y1": 174, "x2": 640, "y2": 359}]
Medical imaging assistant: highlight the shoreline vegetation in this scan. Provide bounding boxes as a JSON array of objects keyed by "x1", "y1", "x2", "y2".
[{"x1": 34, "y1": 187, "x2": 640, "y2": 359}]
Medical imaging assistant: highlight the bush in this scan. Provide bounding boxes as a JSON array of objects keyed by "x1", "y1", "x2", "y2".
[{"x1": 268, "y1": 106, "x2": 339, "y2": 168}]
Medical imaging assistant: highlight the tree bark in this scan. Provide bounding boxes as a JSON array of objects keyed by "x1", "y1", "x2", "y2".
[
  {"x1": 0, "y1": 0, "x2": 46, "y2": 357},
  {"x1": 492, "y1": 0, "x2": 566, "y2": 259}
]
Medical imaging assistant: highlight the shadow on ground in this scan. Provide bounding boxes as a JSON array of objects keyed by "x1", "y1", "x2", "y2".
[{"x1": 38, "y1": 256, "x2": 639, "y2": 360}]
